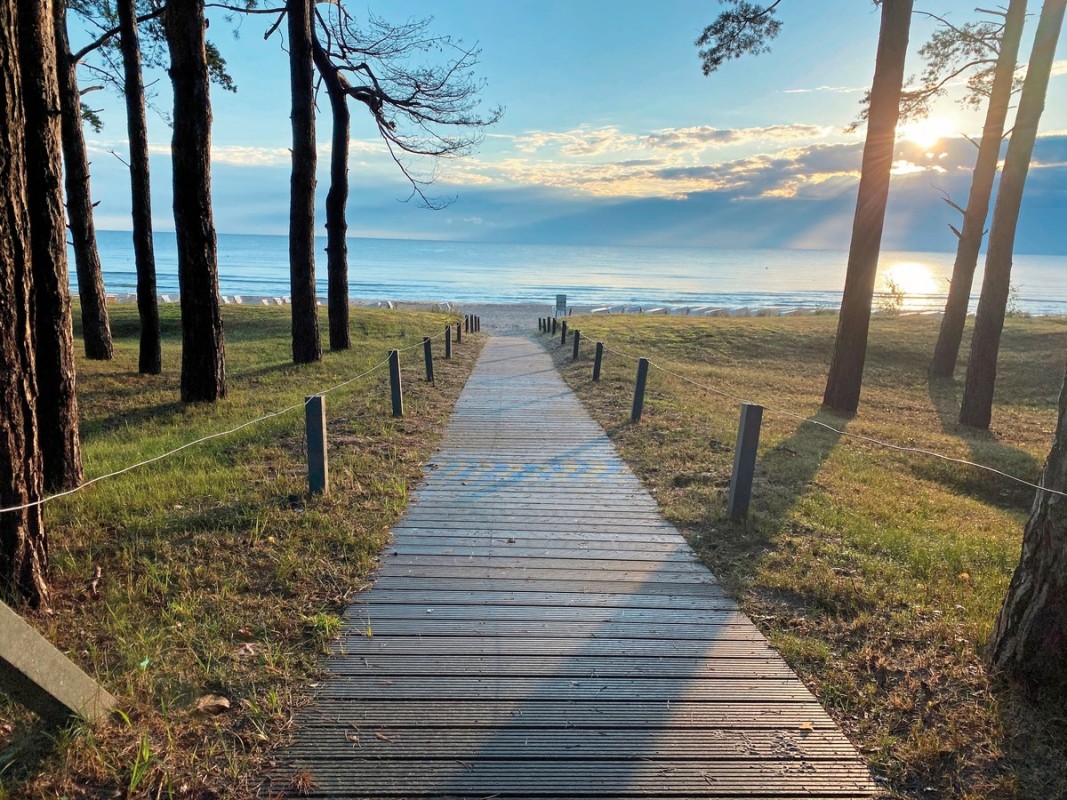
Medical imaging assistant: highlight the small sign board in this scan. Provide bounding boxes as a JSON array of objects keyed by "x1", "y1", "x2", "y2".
[{"x1": 555, "y1": 294, "x2": 567, "y2": 317}]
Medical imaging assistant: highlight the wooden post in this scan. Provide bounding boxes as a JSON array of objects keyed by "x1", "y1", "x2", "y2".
[
  {"x1": 456, "y1": 321, "x2": 462, "y2": 344},
  {"x1": 728, "y1": 402, "x2": 764, "y2": 520},
  {"x1": 464, "y1": 315, "x2": 470, "y2": 333},
  {"x1": 560, "y1": 320, "x2": 568, "y2": 345},
  {"x1": 593, "y1": 341, "x2": 604, "y2": 381},
  {"x1": 445, "y1": 324, "x2": 452, "y2": 359},
  {"x1": 552, "y1": 317, "x2": 558, "y2": 335},
  {"x1": 631, "y1": 358, "x2": 650, "y2": 423},
  {"x1": 0, "y1": 600, "x2": 116, "y2": 724},
  {"x1": 423, "y1": 336, "x2": 434, "y2": 383},
  {"x1": 538, "y1": 318, "x2": 543, "y2": 333},
  {"x1": 572, "y1": 329, "x2": 581, "y2": 360},
  {"x1": 305, "y1": 394, "x2": 328, "y2": 496},
  {"x1": 476, "y1": 316, "x2": 481, "y2": 332},
  {"x1": 389, "y1": 349, "x2": 403, "y2": 417}
]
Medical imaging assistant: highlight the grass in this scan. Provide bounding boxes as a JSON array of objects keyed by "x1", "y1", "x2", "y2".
[
  {"x1": 0, "y1": 303, "x2": 482, "y2": 798},
  {"x1": 546, "y1": 312, "x2": 1067, "y2": 800}
]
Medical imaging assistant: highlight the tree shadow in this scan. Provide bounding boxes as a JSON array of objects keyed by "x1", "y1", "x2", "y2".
[{"x1": 926, "y1": 375, "x2": 1040, "y2": 510}]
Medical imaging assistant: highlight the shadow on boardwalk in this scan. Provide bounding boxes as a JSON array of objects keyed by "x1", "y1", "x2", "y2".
[{"x1": 269, "y1": 336, "x2": 876, "y2": 798}]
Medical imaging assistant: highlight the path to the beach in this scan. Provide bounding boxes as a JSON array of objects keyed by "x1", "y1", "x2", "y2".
[{"x1": 274, "y1": 335, "x2": 878, "y2": 798}]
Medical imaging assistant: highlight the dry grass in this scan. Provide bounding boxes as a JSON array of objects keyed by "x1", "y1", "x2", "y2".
[
  {"x1": 0, "y1": 304, "x2": 482, "y2": 798},
  {"x1": 546, "y1": 312, "x2": 1067, "y2": 800}
]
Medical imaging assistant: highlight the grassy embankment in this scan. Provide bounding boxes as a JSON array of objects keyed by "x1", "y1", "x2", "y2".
[
  {"x1": 0, "y1": 303, "x2": 482, "y2": 798},
  {"x1": 547, "y1": 312, "x2": 1067, "y2": 800}
]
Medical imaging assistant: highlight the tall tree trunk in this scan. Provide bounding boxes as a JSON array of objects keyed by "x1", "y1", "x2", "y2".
[
  {"x1": 312, "y1": 33, "x2": 351, "y2": 351},
  {"x1": 959, "y1": 0, "x2": 1066, "y2": 429},
  {"x1": 118, "y1": 0, "x2": 161, "y2": 375},
  {"x1": 930, "y1": 0, "x2": 1027, "y2": 379},
  {"x1": 54, "y1": 0, "x2": 113, "y2": 361},
  {"x1": 822, "y1": 0, "x2": 913, "y2": 415},
  {"x1": 19, "y1": 0, "x2": 83, "y2": 493},
  {"x1": 288, "y1": 0, "x2": 321, "y2": 364},
  {"x1": 989, "y1": 359, "x2": 1067, "y2": 685},
  {"x1": 0, "y1": 0, "x2": 49, "y2": 608},
  {"x1": 166, "y1": 0, "x2": 226, "y2": 403}
]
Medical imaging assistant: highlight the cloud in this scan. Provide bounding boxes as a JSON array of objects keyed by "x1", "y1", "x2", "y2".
[
  {"x1": 781, "y1": 85, "x2": 867, "y2": 95},
  {"x1": 643, "y1": 124, "x2": 835, "y2": 151},
  {"x1": 512, "y1": 127, "x2": 637, "y2": 155}
]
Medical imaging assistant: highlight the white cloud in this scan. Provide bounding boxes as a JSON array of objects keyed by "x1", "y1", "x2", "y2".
[
  {"x1": 781, "y1": 85, "x2": 866, "y2": 95},
  {"x1": 644, "y1": 124, "x2": 835, "y2": 151},
  {"x1": 512, "y1": 127, "x2": 637, "y2": 156}
]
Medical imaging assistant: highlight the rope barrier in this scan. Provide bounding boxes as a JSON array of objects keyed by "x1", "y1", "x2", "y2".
[
  {"x1": 0, "y1": 324, "x2": 455, "y2": 516},
  {"x1": 594, "y1": 333, "x2": 1062, "y2": 498}
]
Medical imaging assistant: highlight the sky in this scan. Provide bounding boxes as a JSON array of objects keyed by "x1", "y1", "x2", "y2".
[{"x1": 72, "y1": 1, "x2": 1067, "y2": 253}]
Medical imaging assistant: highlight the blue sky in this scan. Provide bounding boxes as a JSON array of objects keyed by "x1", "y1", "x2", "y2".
[{"x1": 73, "y1": 1, "x2": 1067, "y2": 252}]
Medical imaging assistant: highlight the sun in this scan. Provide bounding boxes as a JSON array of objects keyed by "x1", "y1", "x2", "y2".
[
  {"x1": 881, "y1": 262, "x2": 941, "y2": 308},
  {"x1": 898, "y1": 116, "x2": 956, "y2": 149}
]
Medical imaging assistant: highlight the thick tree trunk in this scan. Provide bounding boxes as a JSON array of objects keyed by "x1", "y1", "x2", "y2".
[
  {"x1": 54, "y1": 0, "x2": 113, "y2": 361},
  {"x1": 312, "y1": 34, "x2": 351, "y2": 351},
  {"x1": 165, "y1": 0, "x2": 226, "y2": 402},
  {"x1": 288, "y1": 0, "x2": 321, "y2": 364},
  {"x1": 959, "y1": 0, "x2": 1065, "y2": 429},
  {"x1": 989, "y1": 359, "x2": 1067, "y2": 685},
  {"x1": 0, "y1": 0, "x2": 49, "y2": 608},
  {"x1": 822, "y1": 0, "x2": 913, "y2": 415},
  {"x1": 930, "y1": 0, "x2": 1027, "y2": 379},
  {"x1": 19, "y1": 0, "x2": 83, "y2": 494},
  {"x1": 118, "y1": 0, "x2": 161, "y2": 375}
]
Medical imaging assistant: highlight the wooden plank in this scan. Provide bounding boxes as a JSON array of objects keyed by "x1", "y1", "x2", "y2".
[
  {"x1": 321, "y1": 655, "x2": 798, "y2": 678},
  {"x1": 296, "y1": 699, "x2": 840, "y2": 729},
  {"x1": 270, "y1": 761, "x2": 876, "y2": 797},
  {"x1": 314, "y1": 675, "x2": 818, "y2": 702},
  {"x1": 329, "y1": 637, "x2": 778, "y2": 658},
  {"x1": 354, "y1": 589, "x2": 735, "y2": 609},
  {"x1": 345, "y1": 604, "x2": 744, "y2": 623},
  {"x1": 284, "y1": 727, "x2": 861, "y2": 760},
  {"x1": 0, "y1": 599, "x2": 115, "y2": 724}
]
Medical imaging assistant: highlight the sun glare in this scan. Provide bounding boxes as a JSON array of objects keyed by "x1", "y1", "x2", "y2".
[
  {"x1": 880, "y1": 262, "x2": 941, "y2": 309},
  {"x1": 899, "y1": 117, "x2": 955, "y2": 149}
]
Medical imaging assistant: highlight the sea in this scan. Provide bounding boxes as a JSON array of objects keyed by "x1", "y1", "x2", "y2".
[{"x1": 78, "y1": 230, "x2": 1067, "y2": 316}]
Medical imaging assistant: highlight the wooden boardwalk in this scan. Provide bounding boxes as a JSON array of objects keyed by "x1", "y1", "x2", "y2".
[{"x1": 275, "y1": 336, "x2": 878, "y2": 799}]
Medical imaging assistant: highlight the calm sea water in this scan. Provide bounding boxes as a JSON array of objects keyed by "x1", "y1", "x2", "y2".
[{"x1": 78, "y1": 230, "x2": 1067, "y2": 315}]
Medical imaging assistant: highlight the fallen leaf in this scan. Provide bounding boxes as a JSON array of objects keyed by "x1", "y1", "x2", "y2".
[
  {"x1": 194, "y1": 694, "x2": 231, "y2": 715},
  {"x1": 799, "y1": 721, "x2": 814, "y2": 731},
  {"x1": 235, "y1": 642, "x2": 258, "y2": 658},
  {"x1": 374, "y1": 732, "x2": 393, "y2": 742}
]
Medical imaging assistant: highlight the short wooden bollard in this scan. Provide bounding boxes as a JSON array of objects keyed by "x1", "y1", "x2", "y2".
[
  {"x1": 538, "y1": 318, "x2": 543, "y2": 333},
  {"x1": 593, "y1": 341, "x2": 604, "y2": 381},
  {"x1": 423, "y1": 336, "x2": 434, "y2": 383},
  {"x1": 0, "y1": 600, "x2": 116, "y2": 724},
  {"x1": 560, "y1": 320, "x2": 568, "y2": 345},
  {"x1": 552, "y1": 317, "x2": 558, "y2": 335},
  {"x1": 456, "y1": 321, "x2": 462, "y2": 344},
  {"x1": 631, "y1": 357, "x2": 650, "y2": 423},
  {"x1": 305, "y1": 394, "x2": 328, "y2": 496},
  {"x1": 728, "y1": 402, "x2": 764, "y2": 519},
  {"x1": 572, "y1": 329, "x2": 581, "y2": 360},
  {"x1": 445, "y1": 324, "x2": 452, "y2": 358},
  {"x1": 389, "y1": 349, "x2": 403, "y2": 417},
  {"x1": 464, "y1": 315, "x2": 470, "y2": 333}
]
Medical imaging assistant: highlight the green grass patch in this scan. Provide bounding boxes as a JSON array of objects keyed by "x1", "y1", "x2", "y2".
[
  {"x1": 547, "y1": 312, "x2": 1067, "y2": 800},
  {"x1": 0, "y1": 303, "x2": 482, "y2": 798}
]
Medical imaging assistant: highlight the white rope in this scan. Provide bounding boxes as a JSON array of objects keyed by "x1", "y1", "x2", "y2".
[
  {"x1": 604, "y1": 343, "x2": 1063, "y2": 498},
  {"x1": 0, "y1": 351, "x2": 404, "y2": 515}
]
